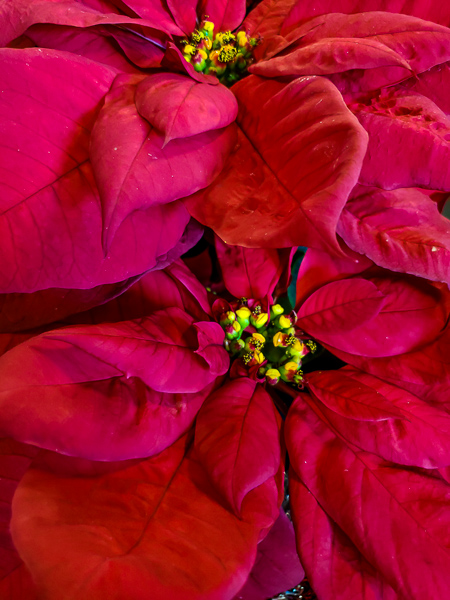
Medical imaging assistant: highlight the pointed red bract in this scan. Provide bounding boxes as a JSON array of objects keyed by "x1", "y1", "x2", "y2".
[
  {"x1": 68, "y1": 260, "x2": 211, "y2": 325},
  {"x1": 27, "y1": 25, "x2": 142, "y2": 72},
  {"x1": 0, "y1": 0, "x2": 182, "y2": 45},
  {"x1": 234, "y1": 509, "x2": 304, "y2": 600},
  {"x1": 352, "y1": 89, "x2": 450, "y2": 190},
  {"x1": 11, "y1": 436, "x2": 275, "y2": 600},
  {"x1": 307, "y1": 369, "x2": 405, "y2": 421},
  {"x1": 308, "y1": 368, "x2": 450, "y2": 468},
  {"x1": 328, "y1": 322, "x2": 450, "y2": 407},
  {"x1": 195, "y1": 378, "x2": 281, "y2": 514},
  {"x1": 0, "y1": 49, "x2": 190, "y2": 292},
  {"x1": 298, "y1": 272, "x2": 447, "y2": 356},
  {"x1": 280, "y1": 1, "x2": 450, "y2": 35},
  {"x1": 166, "y1": 0, "x2": 198, "y2": 34},
  {"x1": 0, "y1": 307, "x2": 228, "y2": 460},
  {"x1": 90, "y1": 73, "x2": 236, "y2": 249},
  {"x1": 251, "y1": 37, "x2": 412, "y2": 84},
  {"x1": 297, "y1": 278, "x2": 385, "y2": 334},
  {"x1": 215, "y1": 237, "x2": 290, "y2": 299},
  {"x1": 286, "y1": 394, "x2": 450, "y2": 600},
  {"x1": 135, "y1": 73, "x2": 238, "y2": 145},
  {"x1": 279, "y1": 13, "x2": 450, "y2": 76},
  {"x1": 295, "y1": 247, "x2": 373, "y2": 307},
  {"x1": 338, "y1": 186, "x2": 450, "y2": 284},
  {"x1": 185, "y1": 75, "x2": 367, "y2": 253},
  {"x1": 0, "y1": 277, "x2": 142, "y2": 333},
  {"x1": 290, "y1": 473, "x2": 397, "y2": 600},
  {"x1": 198, "y1": 0, "x2": 246, "y2": 32}
]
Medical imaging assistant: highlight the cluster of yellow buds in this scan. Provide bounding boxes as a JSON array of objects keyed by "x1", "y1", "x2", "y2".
[
  {"x1": 216, "y1": 299, "x2": 317, "y2": 388},
  {"x1": 181, "y1": 18, "x2": 260, "y2": 85}
]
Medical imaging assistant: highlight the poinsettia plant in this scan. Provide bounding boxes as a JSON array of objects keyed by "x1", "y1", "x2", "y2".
[{"x1": 1, "y1": 0, "x2": 450, "y2": 598}]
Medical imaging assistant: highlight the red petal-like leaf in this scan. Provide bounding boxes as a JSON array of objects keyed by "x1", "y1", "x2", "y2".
[
  {"x1": 251, "y1": 37, "x2": 411, "y2": 83},
  {"x1": 11, "y1": 436, "x2": 272, "y2": 600},
  {"x1": 166, "y1": 0, "x2": 197, "y2": 34},
  {"x1": 135, "y1": 73, "x2": 238, "y2": 145},
  {"x1": 198, "y1": 0, "x2": 246, "y2": 32},
  {"x1": 215, "y1": 237, "x2": 288, "y2": 299},
  {"x1": 297, "y1": 278, "x2": 386, "y2": 334},
  {"x1": 286, "y1": 394, "x2": 450, "y2": 600},
  {"x1": 0, "y1": 277, "x2": 141, "y2": 333},
  {"x1": 338, "y1": 185, "x2": 450, "y2": 284},
  {"x1": 290, "y1": 473, "x2": 397, "y2": 600},
  {"x1": 0, "y1": 48, "x2": 189, "y2": 292},
  {"x1": 27, "y1": 24, "x2": 141, "y2": 73},
  {"x1": 90, "y1": 73, "x2": 236, "y2": 249},
  {"x1": 26, "y1": 308, "x2": 227, "y2": 393},
  {"x1": 281, "y1": 1, "x2": 450, "y2": 36},
  {"x1": 0, "y1": 308, "x2": 228, "y2": 459},
  {"x1": 67, "y1": 260, "x2": 211, "y2": 325},
  {"x1": 280, "y1": 13, "x2": 450, "y2": 76},
  {"x1": 298, "y1": 273, "x2": 447, "y2": 356},
  {"x1": 307, "y1": 369, "x2": 405, "y2": 421},
  {"x1": 185, "y1": 75, "x2": 367, "y2": 253},
  {"x1": 0, "y1": 439, "x2": 38, "y2": 598},
  {"x1": 0, "y1": 0, "x2": 182, "y2": 45},
  {"x1": 113, "y1": 0, "x2": 184, "y2": 34},
  {"x1": 308, "y1": 368, "x2": 450, "y2": 468},
  {"x1": 234, "y1": 509, "x2": 305, "y2": 600},
  {"x1": 351, "y1": 89, "x2": 450, "y2": 190},
  {"x1": 295, "y1": 246, "x2": 373, "y2": 307},
  {"x1": 242, "y1": 0, "x2": 298, "y2": 61},
  {"x1": 108, "y1": 27, "x2": 165, "y2": 69},
  {"x1": 195, "y1": 378, "x2": 281, "y2": 514},
  {"x1": 328, "y1": 323, "x2": 450, "y2": 406}
]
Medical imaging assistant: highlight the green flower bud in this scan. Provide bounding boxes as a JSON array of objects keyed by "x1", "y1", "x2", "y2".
[
  {"x1": 265, "y1": 368, "x2": 281, "y2": 386},
  {"x1": 270, "y1": 304, "x2": 284, "y2": 319},
  {"x1": 229, "y1": 338, "x2": 245, "y2": 355},
  {"x1": 219, "y1": 310, "x2": 236, "y2": 326},
  {"x1": 236, "y1": 306, "x2": 251, "y2": 329},
  {"x1": 250, "y1": 312, "x2": 269, "y2": 329},
  {"x1": 225, "y1": 320, "x2": 241, "y2": 340}
]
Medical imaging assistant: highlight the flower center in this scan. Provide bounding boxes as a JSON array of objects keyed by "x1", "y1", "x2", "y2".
[
  {"x1": 216, "y1": 299, "x2": 318, "y2": 388},
  {"x1": 180, "y1": 18, "x2": 260, "y2": 86}
]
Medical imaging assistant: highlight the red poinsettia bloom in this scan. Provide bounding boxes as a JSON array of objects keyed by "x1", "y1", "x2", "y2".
[
  {"x1": 1, "y1": 0, "x2": 449, "y2": 299},
  {"x1": 1, "y1": 0, "x2": 450, "y2": 599}
]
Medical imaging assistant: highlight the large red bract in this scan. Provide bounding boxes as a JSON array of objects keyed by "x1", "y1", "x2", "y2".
[{"x1": 0, "y1": 0, "x2": 449, "y2": 598}]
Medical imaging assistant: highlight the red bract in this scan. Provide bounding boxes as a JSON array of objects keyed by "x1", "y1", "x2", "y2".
[
  {"x1": 3, "y1": 0, "x2": 450, "y2": 285},
  {"x1": 286, "y1": 395, "x2": 450, "y2": 600},
  {"x1": 11, "y1": 436, "x2": 268, "y2": 600},
  {"x1": 2, "y1": 0, "x2": 450, "y2": 599},
  {"x1": 233, "y1": 509, "x2": 304, "y2": 600},
  {"x1": 0, "y1": 260, "x2": 287, "y2": 598}
]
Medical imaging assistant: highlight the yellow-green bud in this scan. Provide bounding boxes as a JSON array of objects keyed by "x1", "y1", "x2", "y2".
[
  {"x1": 220, "y1": 310, "x2": 236, "y2": 326},
  {"x1": 225, "y1": 320, "x2": 241, "y2": 340},
  {"x1": 200, "y1": 20, "x2": 214, "y2": 38},
  {"x1": 279, "y1": 361, "x2": 300, "y2": 383},
  {"x1": 236, "y1": 306, "x2": 251, "y2": 329},
  {"x1": 265, "y1": 368, "x2": 281, "y2": 385},
  {"x1": 270, "y1": 304, "x2": 284, "y2": 319},
  {"x1": 250, "y1": 312, "x2": 269, "y2": 329},
  {"x1": 278, "y1": 315, "x2": 292, "y2": 329}
]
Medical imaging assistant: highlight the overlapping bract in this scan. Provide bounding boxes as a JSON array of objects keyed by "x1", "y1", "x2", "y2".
[{"x1": 1, "y1": 0, "x2": 450, "y2": 599}]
